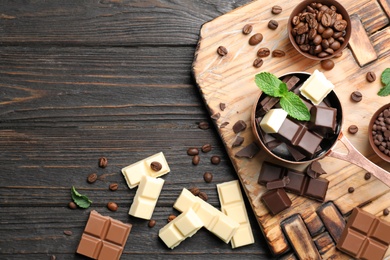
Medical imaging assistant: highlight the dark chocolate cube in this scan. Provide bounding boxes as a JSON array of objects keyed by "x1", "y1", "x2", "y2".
[
  {"x1": 258, "y1": 162, "x2": 285, "y2": 185},
  {"x1": 309, "y1": 106, "x2": 337, "y2": 135},
  {"x1": 261, "y1": 189, "x2": 292, "y2": 215},
  {"x1": 285, "y1": 170, "x2": 306, "y2": 195},
  {"x1": 293, "y1": 128, "x2": 322, "y2": 157},
  {"x1": 305, "y1": 177, "x2": 329, "y2": 201}
]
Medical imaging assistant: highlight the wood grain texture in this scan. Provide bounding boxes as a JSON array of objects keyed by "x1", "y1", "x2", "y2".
[{"x1": 192, "y1": 0, "x2": 390, "y2": 257}]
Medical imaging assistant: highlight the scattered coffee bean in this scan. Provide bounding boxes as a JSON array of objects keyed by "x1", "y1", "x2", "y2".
[
  {"x1": 268, "y1": 20, "x2": 279, "y2": 30},
  {"x1": 348, "y1": 187, "x2": 355, "y2": 193},
  {"x1": 384, "y1": 208, "x2": 389, "y2": 216},
  {"x1": 232, "y1": 136, "x2": 245, "y2": 147},
  {"x1": 192, "y1": 155, "x2": 200, "y2": 165},
  {"x1": 217, "y1": 46, "x2": 228, "y2": 56},
  {"x1": 272, "y1": 49, "x2": 285, "y2": 57},
  {"x1": 198, "y1": 191, "x2": 208, "y2": 201},
  {"x1": 242, "y1": 24, "x2": 253, "y2": 35},
  {"x1": 366, "y1": 71, "x2": 376, "y2": 82},
  {"x1": 321, "y1": 59, "x2": 334, "y2": 70},
  {"x1": 219, "y1": 102, "x2": 226, "y2": 111},
  {"x1": 98, "y1": 157, "x2": 108, "y2": 168},
  {"x1": 348, "y1": 125, "x2": 358, "y2": 134},
  {"x1": 50, "y1": 255, "x2": 56, "y2": 260},
  {"x1": 351, "y1": 91, "x2": 362, "y2": 102},
  {"x1": 198, "y1": 121, "x2": 210, "y2": 130},
  {"x1": 63, "y1": 230, "x2": 73, "y2": 236},
  {"x1": 253, "y1": 58, "x2": 264, "y2": 68},
  {"x1": 210, "y1": 155, "x2": 221, "y2": 165},
  {"x1": 150, "y1": 161, "x2": 162, "y2": 171},
  {"x1": 107, "y1": 202, "x2": 118, "y2": 212},
  {"x1": 187, "y1": 147, "x2": 199, "y2": 156},
  {"x1": 109, "y1": 183, "x2": 118, "y2": 191},
  {"x1": 201, "y1": 144, "x2": 212, "y2": 153},
  {"x1": 189, "y1": 187, "x2": 200, "y2": 196},
  {"x1": 233, "y1": 120, "x2": 247, "y2": 134},
  {"x1": 148, "y1": 219, "x2": 156, "y2": 228},
  {"x1": 68, "y1": 201, "x2": 77, "y2": 209},
  {"x1": 167, "y1": 214, "x2": 176, "y2": 222},
  {"x1": 271, "y1": 5, "x2": 282, "y2": 14},
  {"x1": 249, "y1": 33, "x2": 263, "y2": 45},
  {"x1": 87, "y1": 173, "x2": 98, "y2": 184},
  {"x1": 364, "y1": 172, "x2": 371, "y2": 180},
  {"x1": 203, "y1": 172, "x2": 213, "y2": 183},
  {"x1": 257, "y1": 47, "x2": 270, "y2": 58}
]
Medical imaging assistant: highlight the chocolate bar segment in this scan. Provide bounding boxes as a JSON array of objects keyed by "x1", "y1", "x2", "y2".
[
  {"x1": 261, "y1": 189, "x2": 292, "y2": 215},
  {"x1": 309, "y1": 106, "x2": 337, "y2": 135},
  {"x1": 257, "y1": 162, "x2": 285, "y2": 185}
]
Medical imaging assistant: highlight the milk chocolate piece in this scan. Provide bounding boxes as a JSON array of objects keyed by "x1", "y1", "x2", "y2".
[
  {"x1": 261, "y1": 189, "x2": 292, "y2": 215},
  {"x1": 76, "y1": 210, "x2": 132, "y2": 260},
  {"x1": 337, "y1": 207, "x2": 390, "y2": 260}
]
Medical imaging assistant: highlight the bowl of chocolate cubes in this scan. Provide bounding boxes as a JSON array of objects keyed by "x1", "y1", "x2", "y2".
[
  {"x1": 368, "y1": 103, "x2": 390, "y2": 163},
  {"x1": 288, "y1": 0, "x2": 351, "y2": 60}
]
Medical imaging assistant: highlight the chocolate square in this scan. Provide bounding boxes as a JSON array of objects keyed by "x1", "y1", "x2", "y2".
[
  {"x1": 258, "y1": 162, "x2": 285, "y2": 185},
  {"x1": 285, "y1": 169, "x2": 306, "y2": 195},
  {"x1": 261, "y1": 189, "x2": 292, "y2": 215}
]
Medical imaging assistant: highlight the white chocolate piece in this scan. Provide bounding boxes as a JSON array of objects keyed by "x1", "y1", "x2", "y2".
[
  {"x1": 158, "y1": 208, "x2": 203, "y2": 249},
  {"x1": 217, "y1": 180, "x2": 254, "y2": 248},
  {"x1": 173, "y1": 188, "x2": 239, "y2": 243},
  {"x1": 121, "y1": 152, "x2": 170, "y2": 189},
  {"x1": 259, "y1": 108, "x2": 288, "y2": 134},
  {"x1": 299, "y1": 69, "x2": 334, "y2": 105},
  {"x1": 128, "y1": 175, "x2": 164, "y2": 220}
]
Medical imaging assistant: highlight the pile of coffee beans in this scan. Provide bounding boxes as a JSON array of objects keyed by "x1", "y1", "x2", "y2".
[
  {"x1": 371, "y1": 107, "x2": 390, "y2": 156},
  {"x1": 290, "y1": 2, "x2": 348, "y2": 58}
]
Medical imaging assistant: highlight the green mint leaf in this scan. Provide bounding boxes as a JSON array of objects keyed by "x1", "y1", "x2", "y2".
[
  {"x1": 255, "y1": 72, "x2": 285, "y2": 97},
  {"x1": 378, "y1": 68, "x2": 390, "y2": 96},
  {"x1": 279, "y1": 92, "x2": 311, "y2": 121},
  {"x1": 277, "y1": 82, "x2": 288, "y2": 96},
  {"x1": 71, "y1": 186, "x2": 92, "y2": 209}
]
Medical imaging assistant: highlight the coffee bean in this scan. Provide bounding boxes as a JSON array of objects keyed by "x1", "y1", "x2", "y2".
[
  {"x1": 148, "y1": 219, "x2": 156, "y2": 228},
  {"x1": 321, "y1": 59, "x2": 334, "y2": 70},
  {"x1": 272, "y1": 49, "x2": 285, "y2": 57},
  {"x1": 98, "y1": 157, "x2": 108, "y2": 168},
  {"x1": 68, "y1": 201, "x2": 77, "y2": 209},
  {"x1": 201, "y1": 144, "x2": 212, "y2": 153},
  {"x1": 198, "y1": 121, "x2": 209, "y2": 130},
  {"x1": 348, "y1": 125, "x2": 358, "y2": 134},
  {"x1": 167, "y1": 214, "x2": 176, "y2": 222},
  {"x1": 348, "y1": 187, "x2": 355, "y2": 193},
  {"x1": 257, "y1": 47, "x2": 270, "y2": 58},
  {"x1": 50, "y1": 255, "x2": 56, "y2": 260},
  {"x1": 292, "y1": 16, "x2": 300, "y2": 25},
  {"x1": 219, "y1": 102, "x2": 226, "y2": 111},
  {"x1": 271, "y1": 5, "x2": 282, "y2": 14},
  {"x1": 198, "y1": 191, "x2": 208, "y2": 201},
  {"x1": 351, "y1": 91, "x2": 362, "y2": 102},
  {"x1": 210, "y1": 155, "x2": 221, "y2": 165},
  {"x1": 253, "y1": 58, "x2": 264, "y2": 68},
  {"x1": 203, "y1": 172, "x2": 213, "y2": 183},
  {"x1": 109, "y1": 183, "x2": 118, "y2": 191},
  {"x1": 364, "y1": 172, "x2": 371, "y2": 180},
  {"x1": 322, "y1": 28, "x2": 334, "y2": 39},
  {"x1": 334, "y1": 20, "x2": 347, "y2": 31},
  {"x1": 249, "y1": 33, "x2": 263, "y2": 45},
  {"x1": 107, "y1": 202, "x2": 118, "y2": 211},
  {"x1": 189, "y1": 187, "x2": 200, "y2": 196},
  {"x1": 64, "y1": 230, "x2": 73, "y2": 236},
  {"x1": 87, "y1": 173, "x2": 98, "y2": 184},
  {"x1": 366, "y1": 71, "x2": 376, "y2": 82},
  {"x1": 268, "y1": 20, "x2": 278, "y2": 30},
  {"x1": 321, "y1": 13, "x2": 332, "y2": 27},
  {"x1": 217, "y1": 46, "x2": 228, "y2": 56},
  {"x1": 192, "y1": 155, "x2": 200, "y2": 165},
  {"x1": 150, "y1": 161, "x2": 162, "y2": 171},
  {"x1": 187, "y1": 147, "x2": 199, "y2": 156},
  {"x1": 242, "y1": 24, "x2": 253, "y2": 35},
  {"x1": 384, "y1": 208, "x2": 390, "y2": 216}
]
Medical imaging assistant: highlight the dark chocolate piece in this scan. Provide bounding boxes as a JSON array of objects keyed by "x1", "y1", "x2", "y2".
[
  {"x1": 235, "y1": 142, "x2": 260, "y2": 159},
  {"x1": 266, "y1": 176, "x2": 290, "y2": 190},
  {"x1": 309, "y1": 106, "x2": 337, "y2": 135},
  {"x1": 258, "y1": 161, "x2": 285, "y2": 185},
  {"x1": 211, "y1": 113, "x2": 220, "y2": 120},
  {"x1": 232, "y1": 136, "x2": 244, "y2": 147},
  {"x1": 220, "y1": 122, "x2": 229, "y2": 128},
  {"x1": 307, "y1": 161, "x2": 327, "y2": 179},
  {"x1": 260, "y1": 129, "x2": 282, "y2": 150},
  {"x1": 232, "y1": 120, "x2": 247, "y2": 134},
  {"x1": 261, "y1": 188, "x2": 292, "y2": 215},
  {"x1": 337, "y1": 207, "x2": 390, "y2": 260},
  {"x1": 286, "y1": 145, "x2": 306, "y2": 161}
]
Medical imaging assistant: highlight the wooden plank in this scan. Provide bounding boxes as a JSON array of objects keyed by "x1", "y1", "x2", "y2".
[
  {"x1": 378, "y1": 0, "x2": 390, "y2": 19},
  {"x1": 348, "y1": 14, "x2": 378, "y2": 66},
  {"x1": 301, "y1": 211, "x2": 325, "y2": 237},
  {"x1": 317, "y1": 202, "x2": 346, "y2": 244},
  {"x1": 313, "y1": 232, "x2": 334, "y2": 255}
]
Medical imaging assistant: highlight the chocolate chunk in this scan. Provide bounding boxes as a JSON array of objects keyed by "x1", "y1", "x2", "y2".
[
  {"x1": 235, "y1": 142, "x2": 260, "y2": 159},
  {"x1": 211, "y1": 113, "x2": 220, "y2": 120},
  {"x1": 219, "y1": 102, "x2": 226, "y2": 111},
  {"x1": 232, "y1": 136, "x2": 244, "y2": 147},
  {"x1": 232, "y1": 120, "x2": 247, "y2": 134},
  {"x1": 258, "y1": 162, "x2": 285, "y2": 185},
  {"x1": 220, "y1": 122, "x2": 229, "y2": 128},
  {"x1": 286, "y1": 145, "x2": 306, "y2": 161},
  {"x1": 261, "y1": 188, "x2": 292, "y2": 215},
  {"x1": 309, "y1": 106, "x2": 337, "y2": 135},
  {"x1": 306, "y1": 161, "x2": 327, "y2": 179},
  {"x1": 266, "y1": 176, "x2": 290, "y2": 190}
]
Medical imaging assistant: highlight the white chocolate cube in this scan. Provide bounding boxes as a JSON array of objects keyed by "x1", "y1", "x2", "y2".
[
  {"x1": 121, "y1": 152, "x2": 170, "y2": 189},
  {"x1": 299, "y1": 69, "x2": 334, "y2": 105},
  {"x1": 259, "y1": 109, "x2": 288, "y2": 134},
  {"x1": 173, "y1": 188, "x2": 199, "y2": 212},
  {"x1": 128, "y1": 175, "x2": 164, "y2": 220}
]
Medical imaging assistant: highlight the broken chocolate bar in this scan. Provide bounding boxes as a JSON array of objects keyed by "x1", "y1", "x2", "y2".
[
  {"x1": 261, "y1": 188, "x2": 292, "y2": 215},
  {"x1": 308, "y1": 106, "x2": 337, "y2": 135}
]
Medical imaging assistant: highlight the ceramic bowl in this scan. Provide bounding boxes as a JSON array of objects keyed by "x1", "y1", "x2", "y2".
[{"x1": 368, "y1": 103, "x2": 390, "y2": 163}]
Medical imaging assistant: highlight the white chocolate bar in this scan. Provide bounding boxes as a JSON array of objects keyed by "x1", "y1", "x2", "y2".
[
  {"x1": 299, "y1": 70, "x2": 334, "y2": 105},
  {"x1": 121, "y1": 152, "x2": 170, "y2": 189},
  {"x1": 259, "y1": 108, "x2": 288, "y2": 134},
  {"x1": 158, "y1": 208, "x2": 203, "y2": 249},
  {"x1": 173, "y1": 188, "x2": 239, "y2": 243},
  {"x1": 128, "y1": 175, "x2": 164, "y2": 220},
  {"x1": 217, "y1": 180, "x2": 254, "y2": 248}
]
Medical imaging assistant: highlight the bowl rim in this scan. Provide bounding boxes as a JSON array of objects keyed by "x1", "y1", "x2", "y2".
[
  {"x1": 287, "y1": 0, "x2": 352, "y2": 61},
  {"x1": 368, "y1": 103, "x2": 390, "y2": 163}
]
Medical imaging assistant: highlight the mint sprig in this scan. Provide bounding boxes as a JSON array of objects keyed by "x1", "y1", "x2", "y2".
[
  {"x1": 255, "y1": 72, "x2": 310, "y2": 121},
  {"x1": 71, "y1": 186, "x2": 92, "y2": 209},
  {"x1": 378, "y1": 68, "x2": 390, "y2": 97}
]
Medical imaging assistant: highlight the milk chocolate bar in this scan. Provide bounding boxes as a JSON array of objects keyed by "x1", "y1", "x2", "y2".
[
  {"x1": 76, "y1": 210, "x2": 132, "y2": 260},
  {"x1": 261, "y1": 189, "x2": 292, "y2": 215},
  {"x1": 337, "y1": 207, "x2": 390, "y2": 260}
]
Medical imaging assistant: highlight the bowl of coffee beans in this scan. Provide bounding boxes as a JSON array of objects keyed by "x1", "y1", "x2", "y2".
[
  {"x1": 288, "y1": 0, "x2": 351, "y2": 60},
  {"x1": 368, "y1": 103, "x2": 390, "y2": 163}
]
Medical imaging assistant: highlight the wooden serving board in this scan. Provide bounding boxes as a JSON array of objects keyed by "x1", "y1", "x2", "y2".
[{"x1": 192, "y1": 0, "x2": 390, "y2": 258}]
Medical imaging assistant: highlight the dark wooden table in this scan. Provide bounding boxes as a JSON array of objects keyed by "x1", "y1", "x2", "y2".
[{"x1": 0, "y1": 1, "x2": 277, "y2": 259}]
